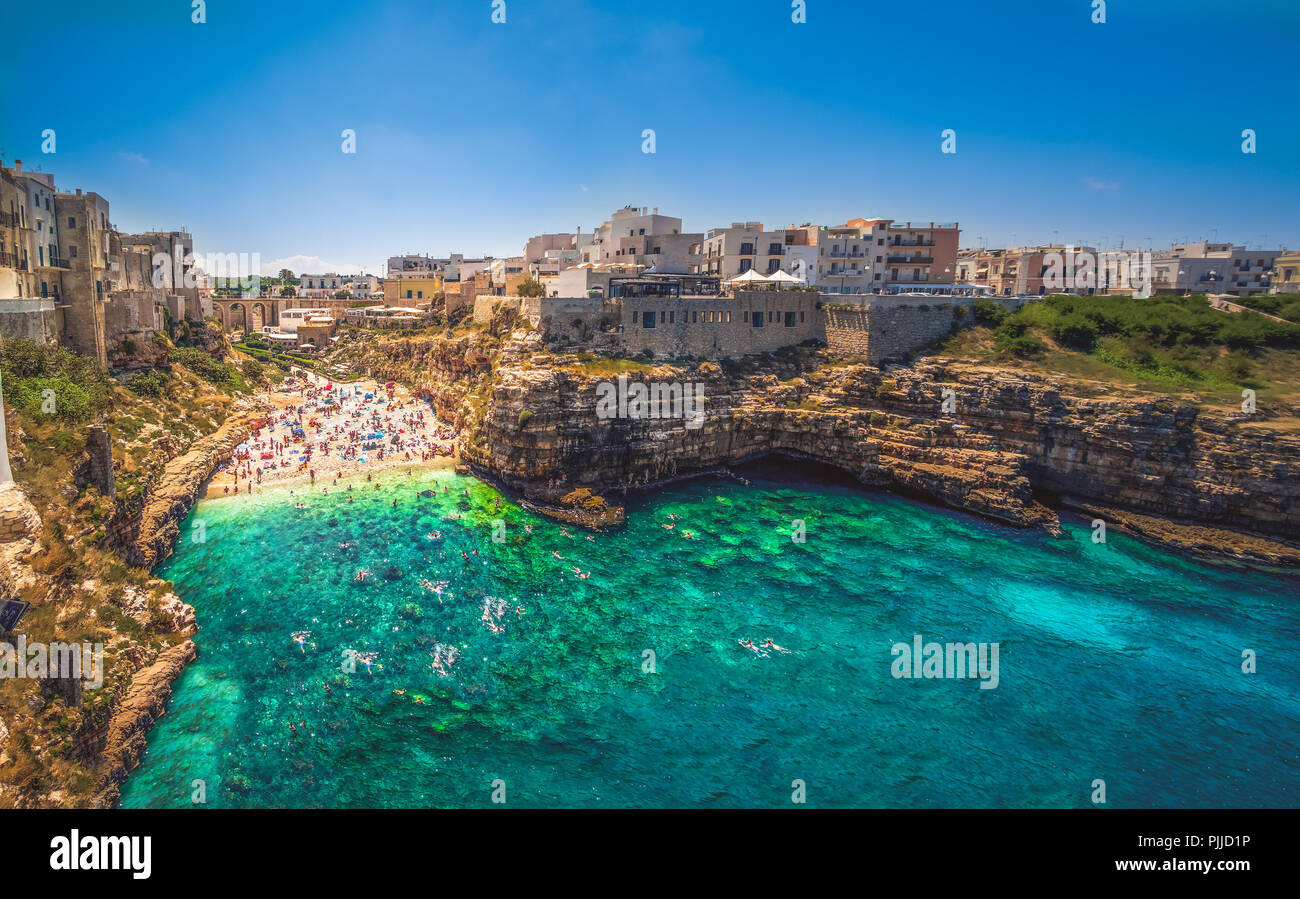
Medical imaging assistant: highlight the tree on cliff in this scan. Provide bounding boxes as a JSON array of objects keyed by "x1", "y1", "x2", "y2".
[{"x1": 516, "y1": 279, "x2": 546, "y2": 298}]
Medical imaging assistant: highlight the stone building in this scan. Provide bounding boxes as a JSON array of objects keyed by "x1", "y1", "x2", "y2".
[
  {"x1": 618, "y1": 290, "x2": 821, "y2": 358},
  {"x1": 54, "y1": 188, "x2": 112, "y2": 365}
]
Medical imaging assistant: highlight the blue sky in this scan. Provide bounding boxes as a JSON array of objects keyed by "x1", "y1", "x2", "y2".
[{"x1": 4, "y1": 0, "x2": 1297, "y2": 274}]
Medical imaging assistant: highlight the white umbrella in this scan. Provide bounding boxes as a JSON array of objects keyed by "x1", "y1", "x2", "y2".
[
  {"x1": 729, "y1": 269, "x2": 771, "y2": 285},
  {"x1": 766, "y1": 269, "x2": 802, "y2": 285}
]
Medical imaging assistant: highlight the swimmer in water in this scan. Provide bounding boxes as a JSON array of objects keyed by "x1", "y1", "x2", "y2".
[
  {"x1": 524, "y1": 525, "x2": 533, "y2": 533},
  {"x1": 762, "y1": 639, "x2": 789, "y2": 653},
  {"x1": 552, "y1": 551, "x2": 564, "y2": 560},
  {"x1": 738, "y1": 638, "x2": 760, "y2": 654},
  {"x1": 393, "y1": 689, "x2": 406, "y2": 695}
]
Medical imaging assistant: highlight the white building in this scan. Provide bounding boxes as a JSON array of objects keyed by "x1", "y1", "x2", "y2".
[{"x1": 1151, "y1": 242, "x2": 1281, "y2": 296}]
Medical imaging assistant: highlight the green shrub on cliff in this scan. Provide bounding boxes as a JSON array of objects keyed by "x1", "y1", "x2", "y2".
[
  {"x1": 0, "y1": 339, "x2": 112, "y2": 422},
  {"x1": 127, "y1": 369, "x2": 172, "y2": 397},
  {"x1": 971, "y1": 298, "x2": 1007, "y2": 326},
  {"x1": 168, "y1": 346, "x2": 236, "y2": 383}
]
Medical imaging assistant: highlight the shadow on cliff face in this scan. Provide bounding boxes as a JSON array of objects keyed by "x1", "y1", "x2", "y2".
[{"x1": 729, "y1": 454, "x2": 866, "y2": 491}]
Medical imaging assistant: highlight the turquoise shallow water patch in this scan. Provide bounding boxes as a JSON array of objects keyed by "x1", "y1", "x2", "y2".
[{"x1": 119, "y1": 465, "x2": 1300, "y2": 808}]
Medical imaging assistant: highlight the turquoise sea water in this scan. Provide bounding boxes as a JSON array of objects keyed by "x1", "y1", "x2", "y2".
[{"x1": 120, "y1": 463, "x2": 1300, "y2": 808}]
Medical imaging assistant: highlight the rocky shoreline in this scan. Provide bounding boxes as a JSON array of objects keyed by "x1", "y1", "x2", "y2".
[
  {"x1": 87, "y1": 408, "x2": 267, "y2": 806},
  {"x1": 459, "y1": 345, "x2": 1300, "y2": 566}
]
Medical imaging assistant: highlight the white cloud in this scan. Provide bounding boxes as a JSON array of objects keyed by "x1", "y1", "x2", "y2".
[
  {"x1": 1083, "y1": 177, "x2": 1120, "y2": 192},
  {"x1": 119, "y1": 151, "x2": 149, "y2": 165},
  {"x1": 260, "y1": 255, "x2": 369, "y2": 276}
]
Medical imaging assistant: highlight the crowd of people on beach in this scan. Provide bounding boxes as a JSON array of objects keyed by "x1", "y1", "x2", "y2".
[{"x1": 215, "y1": 375, "x2": 457, "y2": 495}]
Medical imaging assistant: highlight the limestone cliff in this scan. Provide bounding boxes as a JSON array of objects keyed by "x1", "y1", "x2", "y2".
[
  {"x1": 459, "y1": 346, "x2": 1300, "y2": 564},
  {"x1": 127, "y1": 408, "x2": 267, "y2": 569}
]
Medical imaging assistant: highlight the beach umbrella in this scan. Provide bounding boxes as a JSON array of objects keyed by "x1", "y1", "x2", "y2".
[
  {"x1": 767, "y1": 269, "x2": 802, "y2": 285},
  {"x1": 729, "y1": 269, "x2": 772, "y2": 286}
]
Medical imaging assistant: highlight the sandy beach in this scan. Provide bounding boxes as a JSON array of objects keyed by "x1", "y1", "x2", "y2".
[{"x1": 203, "y1": 371, "x2": 459, "y2": 500}]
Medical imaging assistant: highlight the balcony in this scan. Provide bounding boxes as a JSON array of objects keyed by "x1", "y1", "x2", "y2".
[
  {"x1": 0, "y1": 250, "x2": 16, "y2": 268},
  {"x1": 49, "y1": 256, "x2": 70, "y2": 269},
  {"x1": 888, "y1": 254, "x2": 933, "y2": 265},
  {"x1": 0, "y1": 211, "x2": 16, "y2": 228},
  {"x1": 890, "y1": 239, "x2": 935, "y2": 247}
]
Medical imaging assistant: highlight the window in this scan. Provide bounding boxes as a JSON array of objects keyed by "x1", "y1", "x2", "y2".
[
  {"x1": 799, "y1": 311, "x2": 805, "y2": 322},
  {"x1": 752, "y1": 311, "x2": 763, "y2": 328},
  {"x1": 767, "y1": 310, "x2": 774, "y2": 322},
  {"x1": 406, "y1": 290, "x2": 413, "y2": 298},
  {"x1": 70, "y1": 245, "x2": 78, "y2": 257},
  {"x1": 417, "y1": 291, "x2": 423, "y2": 298},
  {"x1": 785, "y1": 311, "x2": 796, "y2": 327},
  {"x1": 743, "y1": 311, "x2": 749, "y2": 322},
  {"x1": 643, "y1": 311, "x2": 656, "y2": 328},
  {"x1": 692, "y1": 311, "x2": 698, "y2": 323},
  {"x1": 632, "y1": 311, "x2": 639, "y2": 323},
  {"x1": 41, "y1": 281, "x2": 48, "y2": 297},
  {"x1": 68, "y1": 216, "x2": 75, "y2": 228},
  {"x1": 668, "y1": 311, "x2": 675, "y2": 323}
]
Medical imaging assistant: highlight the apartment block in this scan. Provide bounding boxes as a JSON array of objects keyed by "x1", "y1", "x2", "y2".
[
  {"x1": 1151, "y1": 241, "x2": 1281, "y2": 296},
  {"x1": 700, "y1": 223, "x2": 816, "y2": 282},
  {"x1": 382, "y1": 273, "x2": 444, "y2": 305},
  {"x1": 884, "y1": 221, "x2": 960, "y2": 287},
  {"x1": 959, "y1": 245, "x2": 1097, "y2": 296},
  {"x1": 814, "y1": 219, "x2": 890, "y2": 294},
  {"x1": 1272, "y1": 252, "x2": 1300, "y2": 294},
  {"x1": 579, "y1": 206, "x2": 700, "y2": 273},
  {"x1": 810, "y1": 219, "x2": 961, "y2": 294}
]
